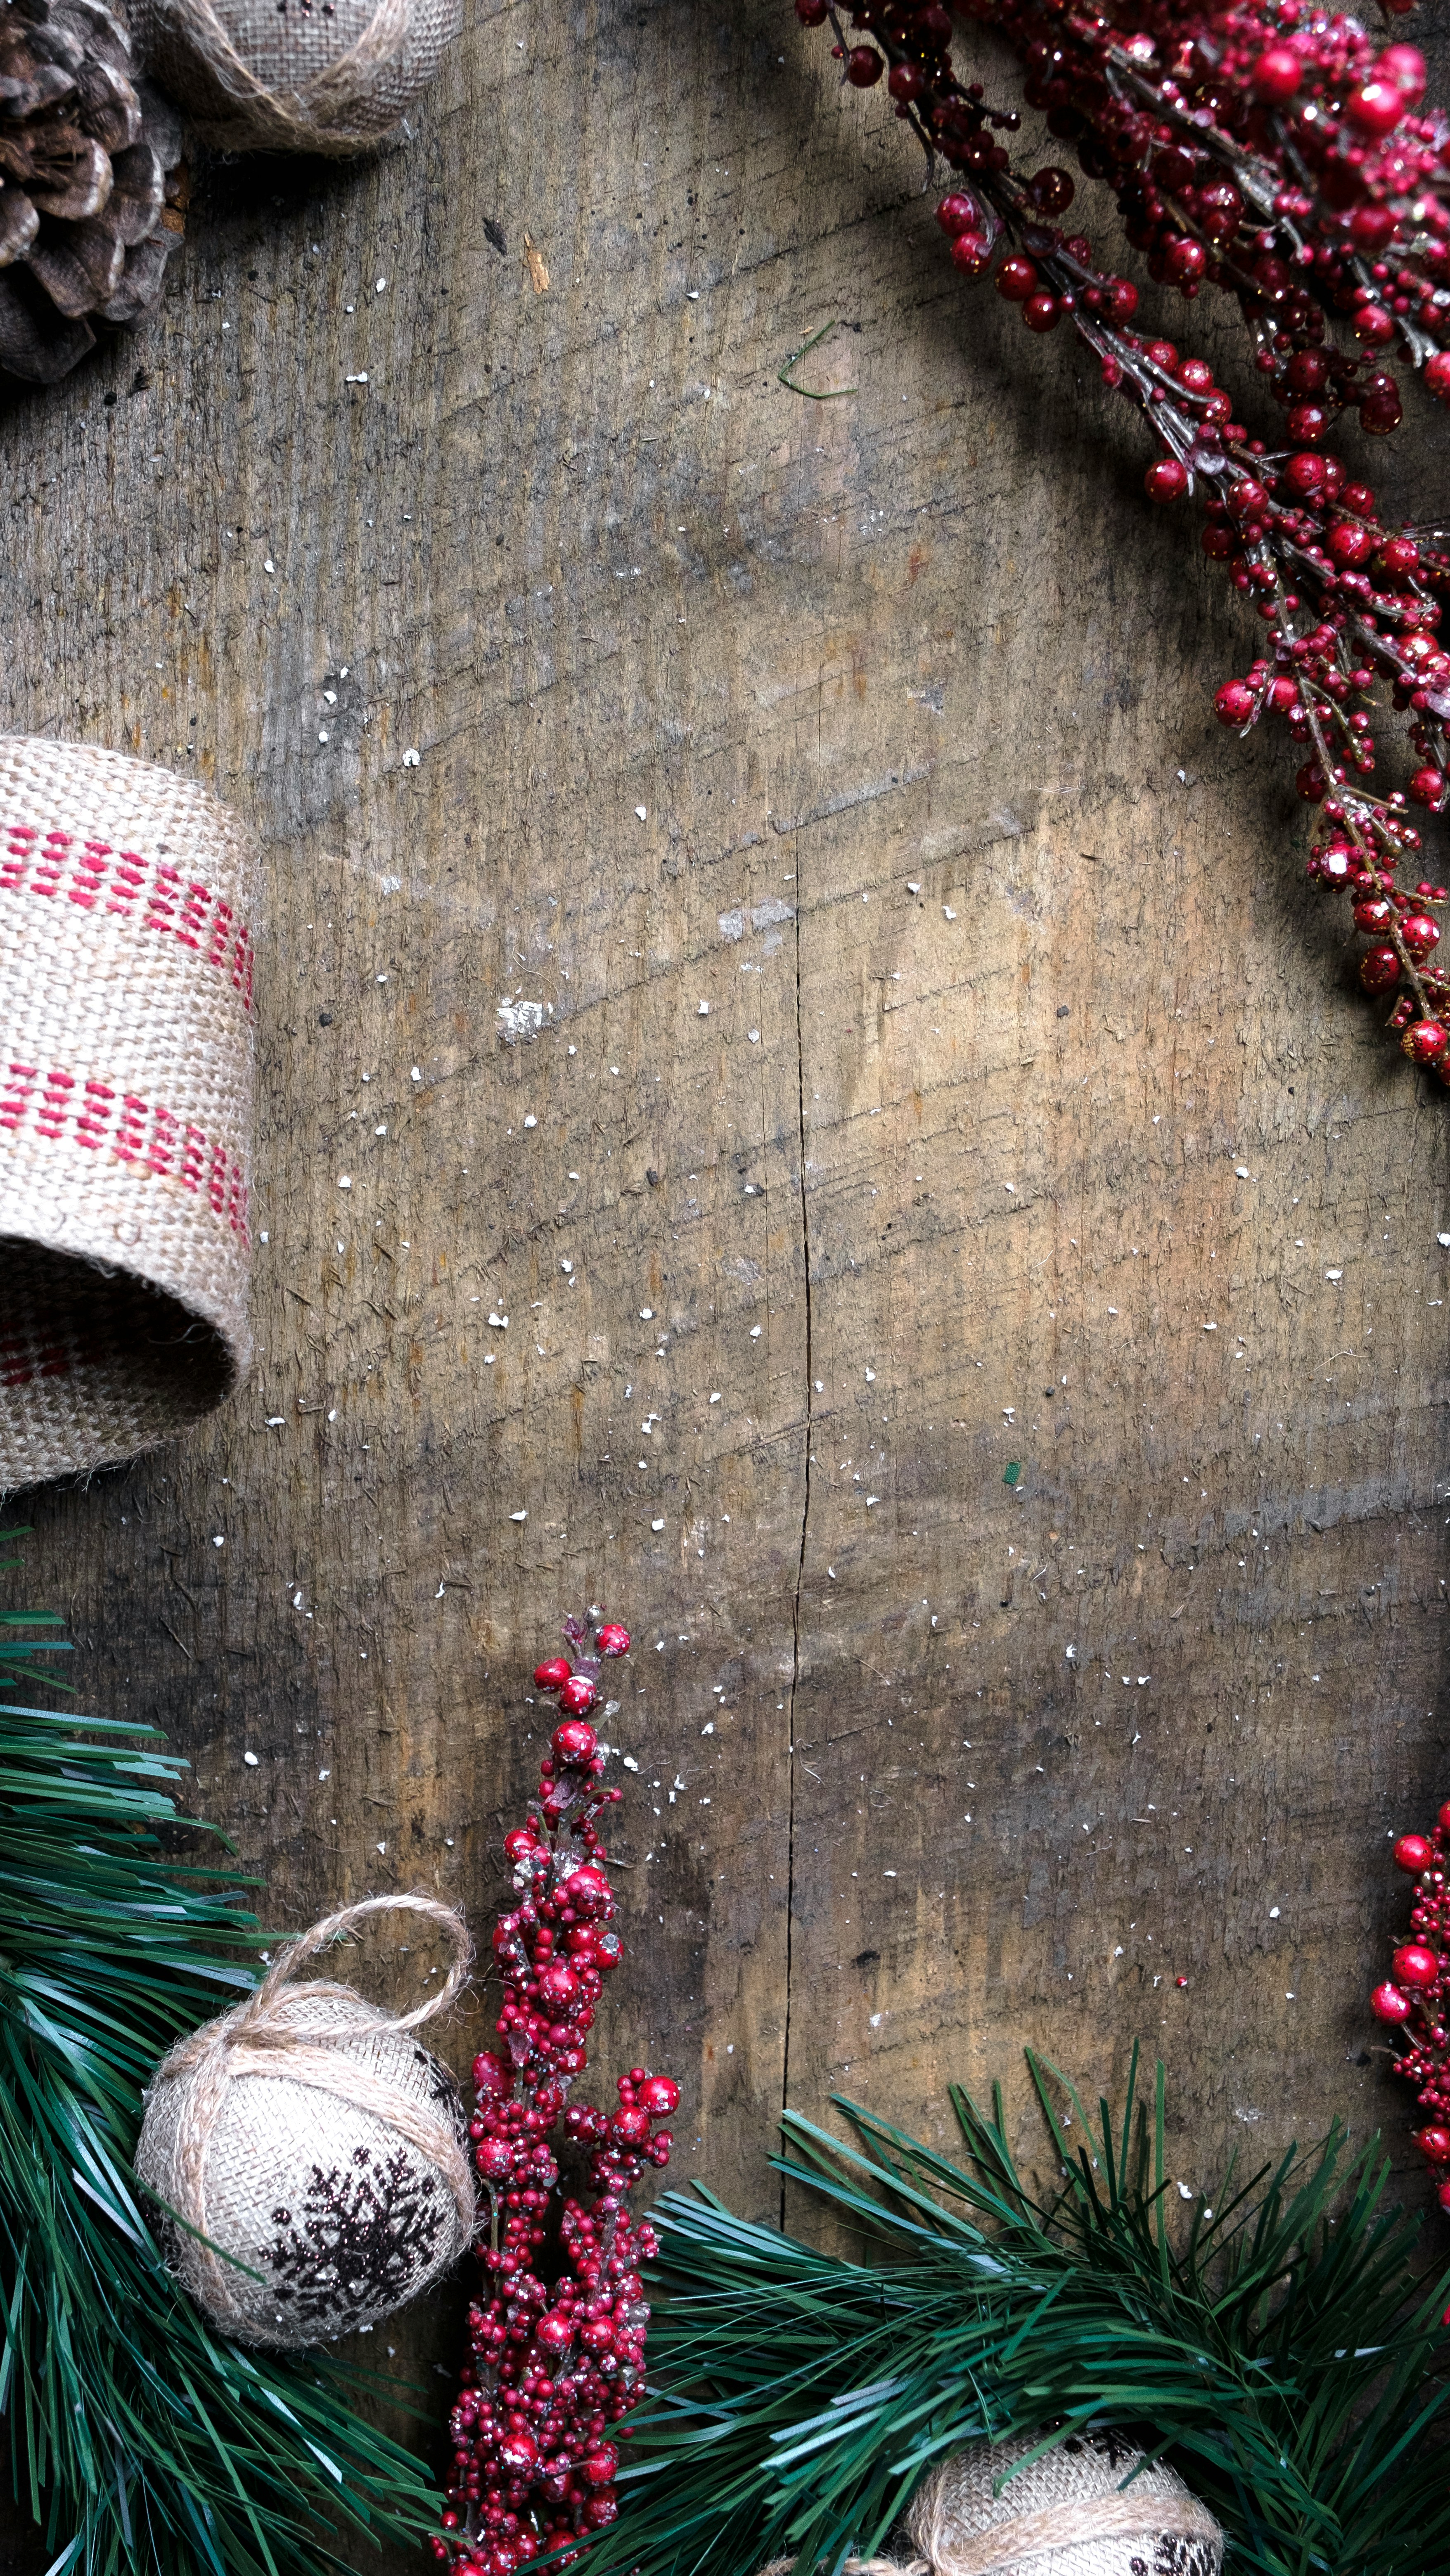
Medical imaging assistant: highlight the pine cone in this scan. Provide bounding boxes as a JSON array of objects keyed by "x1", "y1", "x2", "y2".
[{"x1": 0, "y1": 0, "x2": 186, "y2": 384}]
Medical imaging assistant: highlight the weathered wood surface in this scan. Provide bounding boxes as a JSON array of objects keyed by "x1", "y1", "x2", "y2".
[{"x1": 5, "y1": 0, "x2": 1450, "y2": 2547}]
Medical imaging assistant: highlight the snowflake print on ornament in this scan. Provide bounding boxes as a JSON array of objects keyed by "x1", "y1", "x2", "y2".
[{"x1": 436, "y1": 1608, "x2": 677, "y2": 2574}]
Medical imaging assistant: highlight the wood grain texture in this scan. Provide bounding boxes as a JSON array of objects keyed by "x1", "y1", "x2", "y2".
[{"x1": 3, "y1": 0, "x2": 1450, "y2": 2552}]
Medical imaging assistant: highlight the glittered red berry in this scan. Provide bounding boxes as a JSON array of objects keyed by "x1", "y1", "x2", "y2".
[
  {"x1": 612, "y1": 2107, "x2": 652, "y2": 2146},
  {"x1": 1282, "y1": 452, "x2": 1326, "y2": 500},
  {"x1": 1145, "y1": 458, "x2": 1188, "y2": 502},
  {"x1": 1251, "y1": 44, "x2": 1301, "y2": 102},
  {"x1": 1360, "y1": 381, "x2": 1403, "y2": 436},
  {"x1": 1415, "y1": 2124, "x2": 1450, "y2": 2159},
  {"x1": 552, "y1": 1717, "x2": 598, "y2": 1764},
  {"x1": 1286, "y1": 400, "x2": 1329, "y2": 445},
  {"x1": 1099, "y1": 277, "x2": 1138, "y2": 321},
  {"x1": 1372, "y1": 1980, "x2": 1413, "y2": 2022},
  {"x1": 557, "y1": 1673, "x2": 597, "y2": 1715},
  {"x1": 1395, "y1": 1833, "x2": 1435, "y2": 1873},
  {"x1": 582, "y1": 2448, "x2": 618, "y2": 2487},
  {"x1": 1346, "y1": 76, "x2": 1405, "y2": 138},
  {"x1": 795, "y1": 0, "x2": 829, "y2": 21},
  {"x1": 1393, "y1": 1942, "x2": 1441, "y2": 1989},
  {"x1": 1377, "y1": 40, "x2": 1426, "y2": 97},
  {"x1": 1403, "y1": 1021, "x2": 1449, "y2": 1067},
  {"x1": 1360, "y1": 945, "x2": 1402, "y2": 994},
  {"x1": 1215, "y1": 681, "x2": 1255, "y2": 725},
  {"x1": 1354, "y1": 897, "x2": 1393, "y2": 933},
  {"x1": 1427, "y1": 352, "x2": 1450, "y2": 405},
  {"x1": 1353, "y1": 304, "x2": 1395, "y2": 345},
  {"x1": 1350, "y1": 204, "x2": 1398, "y2": 253},
  {"x1": 1195, "y1": 178, "x2": 1241, "y2": 241},
  {"x1": 1165, "y1": 235, "x2": 1206, "y2": 285},
  {"x1": 637, "y1": 2073, "x2": 680, "y2": 2115},
  {"x1": 560, "y1": 1861, "x2": 612, "y2": 1917},
  {"x1": 1329, "y1": 522, "x2": 1375, "y2": 569},
  {"x1": 473, "y1": 2049, "x2": 512, "y2": 2095},
  {"x1": 949, "y1": 232, "x2": 989, "y2": 275},
  {"x1": 1409, "y1": 768, "x2": 1447, "y2": 810},
  {"x1": 1227, "y1": 478, "x2": 1268, "y2": 523},
  {"x1": 534, "y1": 1657, "x2": 572, "y2": 1691},
  {"x1": 1022, "y1": 291, "x2": 1059, "y2": 332},
  {"x1": 1027, "y1": 165, "x2": 1073, "y2": 215},
  {"x1": 887, "y1": 59, "x2": 924, "y2": 99},
  {"x1": 845, "y1": 45, "x2": 882, "y2": 84},
  {"x1": 995, "y1": 256, "x2": 1038, "y2": 303},
  {"x1": 1401, "y1": 914, "x2": 1441, "y2": 960},
  {"x1": 935, "y1": 192, "x2": 977, "y2": 237}
]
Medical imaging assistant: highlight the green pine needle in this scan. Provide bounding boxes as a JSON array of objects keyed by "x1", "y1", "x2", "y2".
[
  {"x1": 0, "y1": 1529, "x2": 445, "y2": 2576},
  {"x1": 583, "y1": 2047, "x2": 1450, "y2": 2576}
]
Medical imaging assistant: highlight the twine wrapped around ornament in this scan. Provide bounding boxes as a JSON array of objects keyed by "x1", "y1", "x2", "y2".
[
  {"x1": 136, "y1": 1893, "x2": 476, "y2": 2349},
  {"x1": 758, "y1": 2432, "x2": 1223, "y2": 2576},
  {"x1": 0, "y1": 737, "x2": 258, "y2": 1493},
  {"x1": 130, "y1": 0, "x2": 462, "y2": 156}
]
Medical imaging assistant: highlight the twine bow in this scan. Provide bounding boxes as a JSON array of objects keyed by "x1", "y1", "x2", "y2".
[
  {"x1": 758, "y1": 2449, "x2": 1224, "y2": 2576},
  {"x1": 144, "y1": 1891, "x2": 476, "y2": 2332}
]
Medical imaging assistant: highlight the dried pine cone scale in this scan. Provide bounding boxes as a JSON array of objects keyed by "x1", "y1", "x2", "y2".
[{"x1": 0, "y1": 0, "x2": 185, "y2": 384}]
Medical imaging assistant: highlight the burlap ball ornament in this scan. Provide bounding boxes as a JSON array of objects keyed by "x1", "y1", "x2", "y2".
[
  {"x1": 129, "y1": 0, "x2": 462, "y2": 156},
  {"x1": 136, "y1": 1894, "x2": 476, "y2": 2349},
  {"x1": 761, "y1": 2431, "x2": 1223, "y2": 2576},
  {"x1": 0, "y1": 736, "x2": 258, "y2": 1493}
]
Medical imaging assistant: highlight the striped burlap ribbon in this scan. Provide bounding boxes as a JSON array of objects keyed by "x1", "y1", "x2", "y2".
[
  {"x1": 0, "y1": 736, "x2": 259, "y2": 1492},
  {"x1": 758, "y1": 2435, "x2": 1223, "y2": 2576}
]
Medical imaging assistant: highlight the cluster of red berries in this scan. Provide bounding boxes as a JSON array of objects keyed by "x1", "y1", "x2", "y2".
[
  {"x1": 788, "y1": 0, "x2": 1450, "y2": 1079},
  {"x1": 964, "y1": 0, "x2": 1450, "y2": 393},
  {"x1": 1371, "y1": 1809, "x2": 1450, "y2": 2212},
  {"x1": 436, "y1": 1610, "x2": 679, "y2": 2576}
]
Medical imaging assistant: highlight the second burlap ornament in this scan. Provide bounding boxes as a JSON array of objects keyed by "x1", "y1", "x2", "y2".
[
  {"x1": 760, "y1": 2431, "x2": 1223, "y2": 2576},
  {"x1": 136, "y1": 1893, "x2": 476, "y2": 2349},
  {"x1": 130, "y1": 0, "x2": 462, "y2": 154}
]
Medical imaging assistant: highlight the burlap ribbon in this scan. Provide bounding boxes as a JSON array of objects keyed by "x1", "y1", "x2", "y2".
[
  {"x1": 0, "y1": 735, "x2": 258, "y2": 1494},
  {"x1": 144, "y1": 1892, "x2": 476, "y2": 2332},
  {"x1": 757, "y1": 2440, "x2": 1224, "y2": 2576}
]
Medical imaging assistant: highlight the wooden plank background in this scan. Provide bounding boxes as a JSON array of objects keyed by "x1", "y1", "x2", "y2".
[{"x1": 4, "y1": 0, "x2": 1450, "y2": 2545}]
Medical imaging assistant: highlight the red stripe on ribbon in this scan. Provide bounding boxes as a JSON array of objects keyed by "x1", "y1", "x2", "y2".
[
  {"x1": 2, "y1": 818, "x2": 254, "y2": 1007},
  {"x1": 0, "y1": 1056, "x2": 249, "y2": 1245}
]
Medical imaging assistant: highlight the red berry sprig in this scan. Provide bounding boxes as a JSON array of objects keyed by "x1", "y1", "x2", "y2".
[
  {"x1": 436, "y1": 1609, "x2": 679, "y2": 2576},
  {"x1": 1372, "y1": 1806, "x2": 1450, "y2": 2212},
  {"x1": 791, "y1": 0, "x2": 1450, "y2": 1078},
  {"x1": 962, "y1": 0, "x2": 1450, "y2": 401}
]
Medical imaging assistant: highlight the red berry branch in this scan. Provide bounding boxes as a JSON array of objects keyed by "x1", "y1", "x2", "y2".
[
  {"x1": 792, "y1": 0, "x2": 1450, "y2": 1078},
  {"x1": 1371, "y1": 1807, "x2": 1450, "y2": 2213},
  {"x1": 436, "y1": 1610, "x2": 678, "y2": 2576},
  {"x1": 962, "y1": 0, "x2": 1450, "y2": 399}
]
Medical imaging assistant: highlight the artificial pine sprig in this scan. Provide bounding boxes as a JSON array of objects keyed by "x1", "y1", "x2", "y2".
[
  {"x1": 577, "y1": 2049, "x2": 1450, "y2": 2576},
  {"x1": 0, "y1": 1527, "x2": 444, "y2": 2576}
]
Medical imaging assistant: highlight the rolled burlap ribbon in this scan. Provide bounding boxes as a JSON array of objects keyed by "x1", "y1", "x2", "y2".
[
  {"x1": 136, "y1": 1892, "x2": 477, "y2": 2348},
  {"x1": 0, "y1": 738, "x2": 258, "y2": 1492},
  {"x1": 758, "y1": 2431, "x2": 1223, "y2": 2576},
  {"x1": 130, "y1": 0, "x2": 462, "y2": 154}
]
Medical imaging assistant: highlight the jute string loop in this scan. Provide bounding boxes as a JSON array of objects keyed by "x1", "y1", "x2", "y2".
[
  {"x1": 757, "y1": 2437, "x2": 1223, "y2": 2576},
  {"x1": 146, "y1": 1892, "x2": 475, "y2": 2334}
]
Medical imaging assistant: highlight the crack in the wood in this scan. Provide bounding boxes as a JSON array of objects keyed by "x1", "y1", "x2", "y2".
[{"x1": 782, "y1": 862, "x2": 815, "y2": 2224}]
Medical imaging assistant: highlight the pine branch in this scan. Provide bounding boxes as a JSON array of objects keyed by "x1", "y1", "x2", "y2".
[
  {"x1": 580, "y1": 2047, "x2": 1450, "y2": 2576},
  {"x1": 0, "y1": 1528, "x2": 444, "y2": 2576}
]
